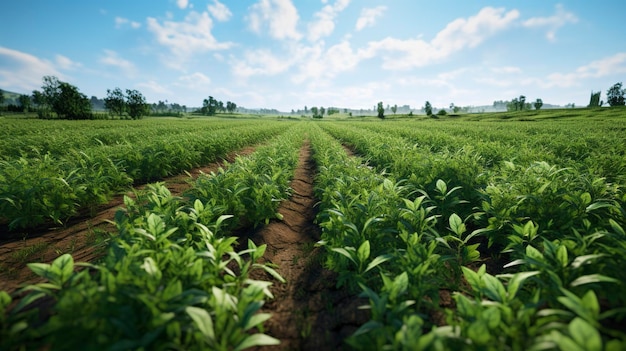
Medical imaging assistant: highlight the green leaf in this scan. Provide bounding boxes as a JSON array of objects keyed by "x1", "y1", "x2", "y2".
[
  {"x1": 454, "y1": 293, "x2": 475, "y2": 316},
  {"x1": 506, "y1": 271, "x2": 540, "y2": 300},
  {"x1": 609, "y1": 219, "x2": 625, "y2": 237},
  {"x1": 436, "y1": 179, "x2": 447, "y2": 194},
  {"x1": 0, "y1": 291, "x2": 11, "y2": 309},
  {"x1": 483, "y1": 307, "x2": 501, "y2": 329},
  {"x1": 257, "y1": 264, "x2": 286, "y2": 283},
  {"x1": 462, "y1": 266, "x2": 482, "y2": 292},
  {"x1": 585, "y1": 201, "x2": 614, "y2": 212},
  {"x1": 552, "y1": 331, "x2": 585, "y2": 351},
  {"x1": 364, "y1": 254, "x2": 392, "y2": 273},
  {"x1": 52, "y1": 254, "x2": 74, "y2": 284},
  {"x1": 556, "y1": 245, "x2": 568, "y2": 268},
  {"x1": 362, "y1": 217, "x2": 383, "y2": 235},
  {"x1": 570, "y1": 254, "x2": 604, "y2": 269},
  {"x1": 244, "y1": 313, "x2": 272, "y2": 331},
  {"x1": 569, "y1": 318, "x2": 602, "y2": 351},
  {"x1": 581, "y1": 290, "x2": 599, "y2": 319},
  {"x1": 13, "y1": 292, "x2": 46, "y2": 313},
  {"x1": 389, "y1": 272, "x2": 409, "y2": 300},
  {"x1": 357, "y1": 240, "x2": 370, "y2": 263},
  {"x1": 141, "y1": 257, "x2": 161, "y2": 279},
  {"x1": 27, "y1": 262, "x2": 52, "y2": 280},
  {"x1": 234, "y1": 333, "x2": 280, "y2": 351},
  {"x1": 525, "y1": 245, "x2": 544, "y2": 266},
  {"x1": 331, "y1": 247, "x2": 357, "y2": 265},
  {"x1": 481, "y1": 273, "x2": 506, "y2": 302},
  {"x1": 448, "y1": 213, "x2": 466, "y2": 235},
  {"x1": 467, "y1": 321, "x2": 490, "y2": 345},
  {"x1": 186, "y1": 306, "x2": 215, "y2": 341},
  {"x1": 570, "y1": 274, "x2": 618, "y2": 287}
]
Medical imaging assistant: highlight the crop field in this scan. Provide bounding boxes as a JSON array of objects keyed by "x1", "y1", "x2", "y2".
[{"x1": 1, "y1": 110, "x2": 626, "y2": 350}]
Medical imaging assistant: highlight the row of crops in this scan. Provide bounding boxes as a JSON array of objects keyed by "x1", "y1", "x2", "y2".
[
  {"x1": 0, "y1": 119, "x2": 296, "y2": 231},
  {"x1": 1, "y1": 123, "x2": 307, "y2": 350},
  {"x1": 1, "y1": 115, "x2": 625, "y2": 349},
  {"x1": 311, "y1": 120, "x2": 626, "y2": 350}
]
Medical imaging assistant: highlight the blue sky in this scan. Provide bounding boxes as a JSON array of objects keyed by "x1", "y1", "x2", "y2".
[{"x1": 1, "y1": 0, "x2": 625, "y2": 111}]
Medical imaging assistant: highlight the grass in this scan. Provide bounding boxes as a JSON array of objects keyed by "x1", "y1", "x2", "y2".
[{"x1": 10, "y1": 241, "x2": 49, "y2": 265}]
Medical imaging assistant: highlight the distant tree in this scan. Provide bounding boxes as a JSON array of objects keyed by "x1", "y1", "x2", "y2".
[
  {"x1": 377, "y1": 101, "x2": 385, "y2": 119},
  {"x1": 310, "y1": 106, "x2": 319, "y2": 118},
  {"x1": 41, "y1": 76, "x2": 61, "y2": 105},
  {"x1": 507, "y1": 98, "x2": 519, "y2": 112},
  {"x1": 201, "y1": 96, "x2": 218, "y2": 115},
  {"x1": 450, "y1": 103, "x2": 460, "y2": 113},
  {"x1": 588, "y1": 91, "x2": 602, "y2": 108},
  {"x1": 0, "y1": 89, "x2": 4, "y2": 107},
  {"x1": 18, "y1": 94, "x2": 31, "y2": 111},
  {"x1": 90, "y1": 96, "x2": 106, "y2": 110},
  {"x1": 125, "y1": 89, "x2": 150, "y2": 119},
  {"x1": 534, "y1": 98, "x2": 543, "y2": 110},
  {"x1": 56, "y1": 82, "x2": 91, "y2": 119},
  {"x1": 607, "y1": 82, "x2": 625, "y2": 107},
  {"x1": 105, "y1": 87, "x2": 126, "y2": 117},
  {"x1": 32, "y1": 90, "x2": 45, "y2": 109},
  {"x1": 437, "y1": 109, "x2": 447, "y2": 116},
  {"x1": 424, "y1": 101, "x2": 433, "y2": 116},
  {"x1": 304, "y1": 105, "x2": 308, "y2": 114},
  {"x1": 320, "y1": 106, "x2": 325, "y2": 118},
  {"x1": 218, "y1": 100, "x2": 225, "y2": 113},
  {"x1": 391, "y1": 104, "x2": 398, "y2": 114},
  {"x1": 37, "y1": 76, "x2": 90, "y2": 119},
  {"x1": 507, "y1": 95, "x2": 530, "y2": 111},
  {"x1": 226, "y1": 101, "x2": 237, "y2": 113}
]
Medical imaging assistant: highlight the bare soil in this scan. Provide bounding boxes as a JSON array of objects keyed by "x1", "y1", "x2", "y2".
[
  {"x1": 247, "y1": 141, "x2": 368, "y2": 351},
  {"x1": 0, "y1": 147, "x2": 257, "y2": 294}
]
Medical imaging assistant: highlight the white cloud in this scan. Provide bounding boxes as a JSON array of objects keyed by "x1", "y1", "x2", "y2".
[
  {"x1": 523, "y1": 4, "x2": 578, "y2": 41},
  {"x1": 208, "y1": 0, "x2": 231, "y2": 21},
  {"x1": 361, "y1": 7, "x2": 520, "y2": 70},
  {"x1": 0, "y1": 47, "x2": 64, "y2": 92},
  {"x1": 176, "y1": 72, "x2": 211, "y2": 90},
  {"x1": 292, "y1": 40, "x2": 360, "y2": 84},
  {"x1": 136, "y1": 80, "x2": 172, "y2": 95},
  {"x1": 491, "y1": 66, "x2": 522, "y2": 74},
  {"x1": 542, "y1": 52, "x2": 626, "y2": 88},
  {"x1": 147, "y1": 11, "x2": 233, "y2": 61},
  {"x1": 55, "y1": 55, "x2": 82, "y2": 70},
  {"x1": 177, "y1": 0, "x2": 189, "y2": 10},
  {"x1": 307, "y1": 0, "x2": 350, "y2": 42},
  {"x1": 99, "y1": 50, "x2": 135, "y2": 76},
  {"x1": 247, "y1": 0, "x2": 302, "y2": 40},
  {"x1": 232, "y1": 49, "x2": 295, "y2": 78},
  {"x1": 115, "y1": 16, "x2": 141, "y2": 29},
  {"x1": 355, "y1": 6, "x2": 386, "y2": 31}
]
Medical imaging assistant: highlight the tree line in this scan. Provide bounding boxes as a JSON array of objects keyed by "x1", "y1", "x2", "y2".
[
  {"x1": 197, "y1": 96, "x2": 237, "y2": 116},
  {"x1": 588, "y1": 82, "x2": 625, "y2": 107},
  {"x1": 0, "y1": 76, "x2": 243, "y2": 120}
]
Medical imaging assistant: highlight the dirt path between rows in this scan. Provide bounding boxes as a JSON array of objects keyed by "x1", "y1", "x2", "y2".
[
  {"x1": 248, "y1": 141, "x2": 368, "y2": 351},
  {"x1": 0, "y1": 147, "x2": 257, "y2": 294}
]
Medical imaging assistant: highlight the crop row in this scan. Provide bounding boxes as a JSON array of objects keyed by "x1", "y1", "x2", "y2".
[
  {"x1": 0, "y1": 119, "x2": 260, "y2": 159},
  {"x1": 311, "y1": 122, "x2": 626, "y2": 350},
  {"x1": 1, "y1": 124, "x2": 305, "y2": 350},
  {"x1": 0, "y1": 120, "x2": 295, "y2": 231},
  {"x1": 352, "y1": 119, "x2": 626, "y2": 185}
]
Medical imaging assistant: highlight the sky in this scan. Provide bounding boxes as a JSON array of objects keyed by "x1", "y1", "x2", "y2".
[{"x1": 1, "y1": 0, "x2": 625, "y2": 111}]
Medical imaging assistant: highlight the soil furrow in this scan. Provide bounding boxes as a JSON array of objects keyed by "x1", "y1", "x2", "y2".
[{"x1": 249, "y1": 141, "x2": 367, "y2": 351}]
